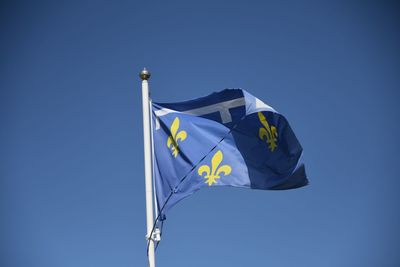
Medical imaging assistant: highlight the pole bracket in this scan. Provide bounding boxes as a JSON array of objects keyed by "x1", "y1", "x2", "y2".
[{"x1": 146, "y1": 228, "x2": 161, "y2": 242}]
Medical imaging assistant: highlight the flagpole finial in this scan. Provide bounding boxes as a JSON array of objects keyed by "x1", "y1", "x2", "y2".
[{"x1": 140, "y1": 68, "x2": 151, "y2": 80}]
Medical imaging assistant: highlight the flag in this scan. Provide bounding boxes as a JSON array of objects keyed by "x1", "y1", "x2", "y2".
[{"x1": 152, "y1": 89, "x2": 307, "y2": 220}]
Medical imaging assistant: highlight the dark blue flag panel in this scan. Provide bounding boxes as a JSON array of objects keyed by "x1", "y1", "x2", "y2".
[{"x1": 151, "y1": 89, "x2": 308, "y2": 223}]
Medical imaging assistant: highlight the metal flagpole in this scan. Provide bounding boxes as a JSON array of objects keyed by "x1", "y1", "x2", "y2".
[{"x1": 140, "y1": 68, "x2": 156, "y2": 267}]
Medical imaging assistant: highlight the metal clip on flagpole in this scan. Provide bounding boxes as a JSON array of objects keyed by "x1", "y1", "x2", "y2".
[{"x1": 140, "y1": 68, "x2": 156, "y2": 267}]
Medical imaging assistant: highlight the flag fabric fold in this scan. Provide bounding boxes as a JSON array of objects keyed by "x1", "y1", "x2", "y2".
[{"x1": 151, "y1": 89, "x2": 307, "y2": 220}]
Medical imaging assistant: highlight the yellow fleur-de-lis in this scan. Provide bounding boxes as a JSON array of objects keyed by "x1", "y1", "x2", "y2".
[
  {"x1": 167, "y1": 117, "x2": 187, "y2": 157},
  {"x1": 198, "y1": 150, "x2": 232, "y2": 186},
  {"x1": 258, "y1": 112, "x2": 278, "y2": 152}
]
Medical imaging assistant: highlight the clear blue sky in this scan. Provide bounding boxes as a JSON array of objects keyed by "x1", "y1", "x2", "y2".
[{"x1": 1, "y1": 1, "x2": 399, "y2": 266}]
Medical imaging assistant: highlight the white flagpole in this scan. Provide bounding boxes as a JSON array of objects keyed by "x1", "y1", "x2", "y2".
[{"x1": 140, "y1": 68, "x2": 156, "y2": 267}]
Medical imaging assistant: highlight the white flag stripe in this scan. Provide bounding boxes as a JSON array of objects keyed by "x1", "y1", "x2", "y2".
[{"x1": 154, "y1": 97, "x2": 246, "y2": 129}]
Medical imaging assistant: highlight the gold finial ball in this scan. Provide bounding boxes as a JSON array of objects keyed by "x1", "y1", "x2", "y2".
[{"x1": 139, "y1": 68, "x2": 151, "y2": 80}]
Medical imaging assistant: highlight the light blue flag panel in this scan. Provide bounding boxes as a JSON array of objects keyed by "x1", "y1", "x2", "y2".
[{"x1": 151, "y1": 89, "x2": 307, "y2": 222}]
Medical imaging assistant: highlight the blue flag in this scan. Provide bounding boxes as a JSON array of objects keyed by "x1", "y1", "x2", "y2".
[{"x1": 152, "y1": 89, "x2": 307, "y2": 220}]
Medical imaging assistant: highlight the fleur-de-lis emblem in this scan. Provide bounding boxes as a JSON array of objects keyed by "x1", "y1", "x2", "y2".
[
  {"x1": 198, "y1": 150, "x2": 232, "y2": 186},
  {"x1": 258, "y1": 112, "x2": 278, "y2": 152},
  {"x1": 167, "y1": 117, "x2": 187, "y2": 157}
]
